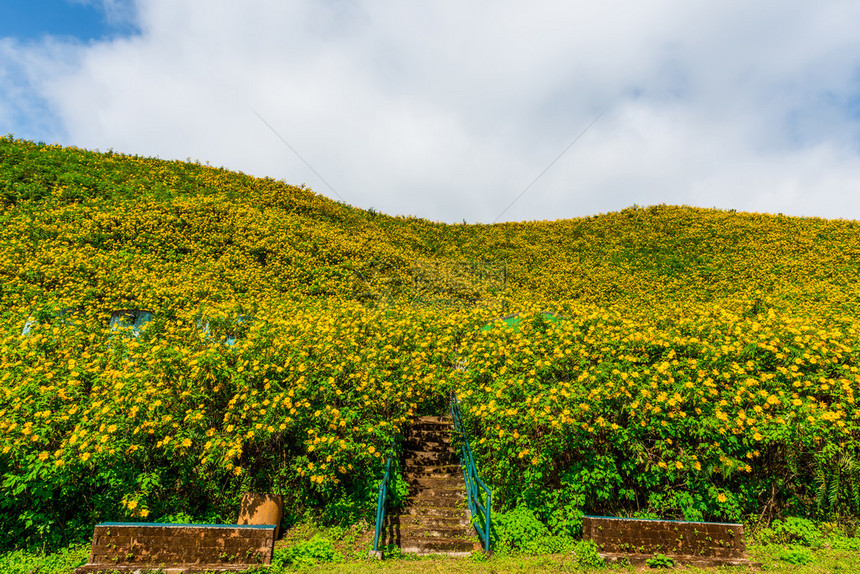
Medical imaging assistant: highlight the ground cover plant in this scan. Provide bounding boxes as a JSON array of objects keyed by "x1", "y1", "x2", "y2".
[{"x1": 1, "y1": 136, "x2": 860, "y2": 561}]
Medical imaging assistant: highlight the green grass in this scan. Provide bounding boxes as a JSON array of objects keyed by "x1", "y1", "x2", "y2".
[
  {"x1": 282, "y1": 548, "x2": 860, "y2": 573},
  {"x1": 3, "y1": 534, "x2": 860, "y2": 574},
  {"x1": 0, "y1": 543, "x2": 89, "y2": 574}
]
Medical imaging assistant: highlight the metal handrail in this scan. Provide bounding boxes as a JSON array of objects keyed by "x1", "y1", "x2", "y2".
[
  {"x1": 450, "y1": 392, "x2": 492, "y2": 552},
  {"x1": 371, "y1": 455, "x2": 392, "y2": 554}
]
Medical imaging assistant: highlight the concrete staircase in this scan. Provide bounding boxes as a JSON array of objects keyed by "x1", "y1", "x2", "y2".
[{"x1": 383, "y1": 416, "x2": 478, "y2": 556}]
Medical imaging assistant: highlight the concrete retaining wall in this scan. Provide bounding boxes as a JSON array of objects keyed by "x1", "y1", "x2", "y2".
[
  {"x1": 75, "y1": 522, "x2": 275, "y2": 573},
  {"x1": 583, "y1": 515, "x2": 746, "y2": 559}
]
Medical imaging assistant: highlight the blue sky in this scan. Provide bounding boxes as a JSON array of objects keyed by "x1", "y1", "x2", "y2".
[
  {"x1": 2, "y1": 1, "x2": 860, "y2": 223},
  {"x1": 0, "y1": 1, "x2": 133, "y2": 42}
]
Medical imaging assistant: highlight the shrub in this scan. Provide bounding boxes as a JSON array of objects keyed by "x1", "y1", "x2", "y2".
[
  {"x1": 274, "y1": 534, "x2": 342, "y2": 568},
  {"x1": 771, "y1": 517, "x2": 823, "y2": 547},
  {"x1": 572, "y1": 539, "x2": 605, "y2": 567},
  {"x1": 492, "y1": 505, "x2": 575, "y2": 555},
  {"x1": 645, "y1": 553, "x2": 675, "y2": 568},
  {"x1": 778, "y1": 544, "x2": 814, "y2": 565}
]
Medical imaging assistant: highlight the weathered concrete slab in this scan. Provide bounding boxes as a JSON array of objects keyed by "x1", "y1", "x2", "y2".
[
  {"x1": 583, "y1": 515, "x2": 760, "y2": 567},
  {"x1": 74, "y1": 522, "x2": 275, "y2": 573}
]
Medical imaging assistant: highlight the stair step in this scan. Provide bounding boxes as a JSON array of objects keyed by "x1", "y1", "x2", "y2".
[
  {"x1": 404, "y1": 466, "x2": 461, "y2": 478},
  {"x1": 395, "y1": 514, "x2": 471, "y2": 529},
  {"x1": 404, "y1": 432, "x2": 454, "y2": 440},
  {"x1": 394, "y1": 527, "x2": 473, "y2": 539},
  {"x1": 403, "y1": 462, "x2": 462, "y2": 470},
  {"x1": 405, "y1": 462, "x2": 461, "y2": 471},
  {"x1": 412, "y1": 416, "x2": 454, "y2": 426},
  {"x1": 402, "y1": 506, "x2": 468, "y2": 518},
  {"x1": 410, "y1": 422, "x2": 455, "y2": 431},
  {"x1": 406, "y1": 484, "x2": 466, "y2": 499},
  {"x1": 403, "y1": 444, "x2": 456, "y2": 456},
  {"x1": 405, "y1": 497, "x2": 466, "y2": 509},
  {"x1": 408, "y1": 476, "x2": 465, "y2": 488},
  {"x1": 404, "y1": 450, "x2": 459, "y2": 461},
  {"x1": 384, "y1": 518, "x2": 472, "y2": 535},
  {"x1": 398, "y1": 536, "x2": 478, "y2": 554},
  {"x1": 403, "y1": 450, "x2": 460, "y2": 460}
]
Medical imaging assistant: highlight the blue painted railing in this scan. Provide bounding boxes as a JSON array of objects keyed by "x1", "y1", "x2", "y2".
[
  {"x1": 450, "y1": 392, "x2": 492, "y2": 552},
  {"x1": 371, "y1": 455, "x2": 393, "y2": 554}
]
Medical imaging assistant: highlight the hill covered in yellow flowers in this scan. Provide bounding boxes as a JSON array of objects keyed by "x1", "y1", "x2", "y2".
[
  {"x1": 2, "y1": 136, "x2": 859, "y2": 317},
  {"x1": 1, "y1": 136, "x2": 858, "y2": 549}
]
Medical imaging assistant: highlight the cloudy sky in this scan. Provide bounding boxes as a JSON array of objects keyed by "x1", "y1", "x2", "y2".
[{"x1": 2, "y1": 1, "x2": 859, "y2": 223}]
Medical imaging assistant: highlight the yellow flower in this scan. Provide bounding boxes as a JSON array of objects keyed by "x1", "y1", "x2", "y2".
[{"x1": 717, "y1": 493, "x2": 727, "y2": 503}]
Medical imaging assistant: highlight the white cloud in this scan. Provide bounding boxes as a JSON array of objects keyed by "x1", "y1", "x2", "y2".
[{"x1": 2, "y1": 0, "x2": 860, "y2": 222}]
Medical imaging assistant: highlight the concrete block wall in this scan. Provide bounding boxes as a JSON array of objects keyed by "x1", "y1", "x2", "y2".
[
  {"x1": 75, "y1": 522, "x2": 275, "y2": 573},
  {"x1": 583, "y1": 516, "x2": 746, "y2": 559}
]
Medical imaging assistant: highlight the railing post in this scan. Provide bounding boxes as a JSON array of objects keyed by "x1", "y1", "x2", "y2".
[
  {"x1": 371, "y1": 456, "x2": 392, "y2": 557},
  {"x1": 484, "y1": 490, "x2": 492, "y2": 552},
  {"x1": 450, "y1": 392, "x2": 492, "y2": 554}
]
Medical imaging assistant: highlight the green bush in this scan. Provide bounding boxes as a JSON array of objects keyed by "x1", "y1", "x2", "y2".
[
  {"x1": 572, "y1": 539, "x2": 605, "y2": 568},
  {"x1": 275, "y1": 534, "x2": 342, "y2": 568},
  {"x1": 778, "y1": 544, "x2": 815, "y2": 565},
  {"x1": 492, "y1": 505, "x2": 575, "y2": 555},
  {"x1": 645, "y1": 553, "x2": 675, "y2": 568},
  {"x1": 830, "y1": 535, "x2": 860, "y2": 550},
  {"x1": 771, "y1": 517, "x2": 824, "y2": 547}
]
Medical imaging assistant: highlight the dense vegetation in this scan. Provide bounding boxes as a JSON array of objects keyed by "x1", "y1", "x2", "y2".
[{"x1": 1, "y1": 135, "x2": 859, "y2": 552}]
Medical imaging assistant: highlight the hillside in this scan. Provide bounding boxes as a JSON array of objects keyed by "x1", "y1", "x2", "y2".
[
  {"x1": 1, "y1": 136, "x2": 858, "y2": 550},
  {"x1": 3, "y1": 136, "x2": 860, "y2": 315}
]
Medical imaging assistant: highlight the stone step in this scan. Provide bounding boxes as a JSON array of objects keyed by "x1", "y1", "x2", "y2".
[
  {"x1": 405, "y1": 497, "x2": 466, "y2": 510},
  {"x1": 404, "y1": 434, "x2": 453, "y2": 447},
  {"x1": 403, "y1": 450, "x2": 460, "y2": 462},
  {"x1": 408, "y1": 493, "x2": 465, "y2": 506},
  {"x1": 412, "y1": 416, "x2": 454, "y2": 426},
  {"x1": 401, "y1": 505, "x2": 468, "y2": 519},
  {"x1": 405, "y1": 473, "x2": 461, "y2": 482},
  {"x1": 403, "y1": 460, "x2": 462, "y2": 469},
  {"x1": 399, "y1": 526, "x2": 472, "y2": 540},
  {"x1": 403, "y1": 443, "x2": 456, "y2": 456},
  {"x1": 384, "y1": 519, "x2": 472, "y2": 538},
  {"x1": 409, "y1": 423, "x2": 455, "y2": 433},
  {"x1": 404, "y1": 464, "x2": 462, "y2": 478},
  {"x1": 407, "y1": 476, "x2": 465, "y2": 489},
  {"x1": 394, "y1": 514, "x2": 471, "y2": 529},
  {"x1": 407, "y1": 486, "x2": 466, "y2": 499},
  {"x1": 397, "y1": 536, "x2": 478, "y2": 554}
]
